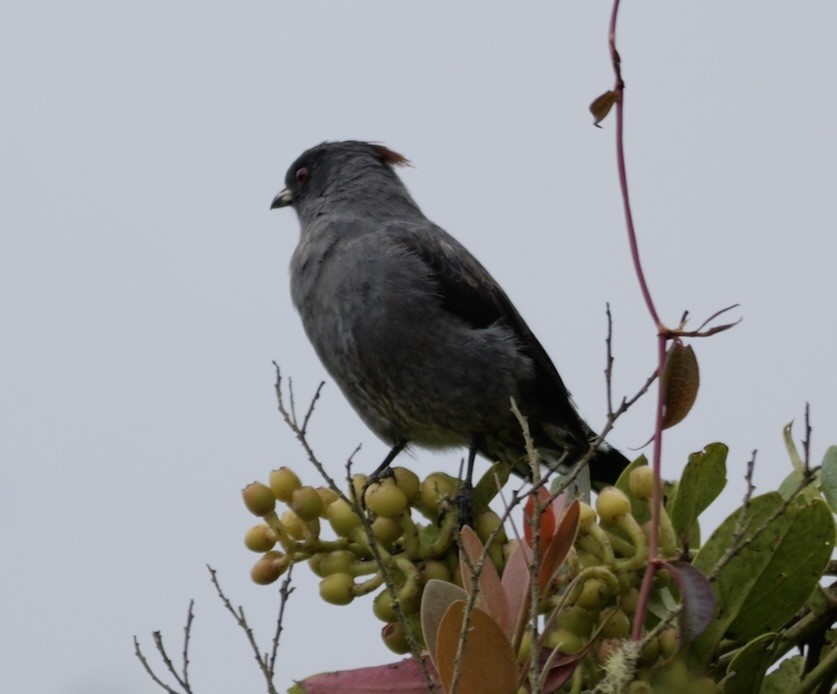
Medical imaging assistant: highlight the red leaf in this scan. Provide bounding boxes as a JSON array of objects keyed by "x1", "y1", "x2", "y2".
[
  {"x1": 539, "y1": 499, "x2": 580, "y2": 593},
  {"x1": 458, "y1": 526, "x2": 512, "y2": 635},
  {"x1": 662, "y1": 560, "x2": 716, "y2": 641},
  {"x1": 524, "y1": 487, "x2": 556, "y2": 547},
  {"x1": 501, "y1": 539, "x2": 533, "y2": 644},
  {"x1": 296, "y1": 657, "x2": 439, "y2": 693}
]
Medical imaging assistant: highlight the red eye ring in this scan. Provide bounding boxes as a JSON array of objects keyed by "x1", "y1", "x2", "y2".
[{"x1": 296, "y1": 167, "x2": 309, "y2": 185}]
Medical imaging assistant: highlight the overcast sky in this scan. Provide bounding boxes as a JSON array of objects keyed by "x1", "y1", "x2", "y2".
[{"x1": 2, "y1": 3, "x2": 835, "y2": 693}]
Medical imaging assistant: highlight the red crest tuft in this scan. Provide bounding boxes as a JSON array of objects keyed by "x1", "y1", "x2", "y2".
[{"x1": 370, "y1": 144, "x2": 411, "y2": 168}]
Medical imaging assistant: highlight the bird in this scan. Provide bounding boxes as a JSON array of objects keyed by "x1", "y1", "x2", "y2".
[{"x1": 270, "y1": 140, "x2": 628, "y2": 491}]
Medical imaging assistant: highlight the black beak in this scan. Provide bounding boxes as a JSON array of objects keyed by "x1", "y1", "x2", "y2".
[{"x1": 270, "y1": 188, "x2": 293, "y2": 209}]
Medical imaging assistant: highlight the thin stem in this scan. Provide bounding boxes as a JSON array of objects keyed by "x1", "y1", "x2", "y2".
[{"x1": 609, "y1": 0, "x2": 661, "y2": 330}]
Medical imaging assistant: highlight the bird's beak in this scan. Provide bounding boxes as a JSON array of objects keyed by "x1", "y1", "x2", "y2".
[{"x1": 270, "y1": 188, "x2": 293, "y2": 210}]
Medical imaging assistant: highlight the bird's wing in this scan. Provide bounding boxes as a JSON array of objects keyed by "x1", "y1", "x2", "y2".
[{"x1": 388, "y1": 222, "x2": 589, "y2": 440}]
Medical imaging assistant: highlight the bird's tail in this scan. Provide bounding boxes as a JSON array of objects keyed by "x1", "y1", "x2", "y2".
[{"x1": 587, "y1": 443, "x2": 631, "y2": 490}]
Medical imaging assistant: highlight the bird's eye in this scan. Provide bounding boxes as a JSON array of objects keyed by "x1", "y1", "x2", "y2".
[{"x1": 295, "y1": 167, "x2": 309, "y2": 185}]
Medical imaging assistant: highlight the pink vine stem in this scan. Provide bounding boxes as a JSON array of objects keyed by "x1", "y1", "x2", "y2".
[{"x1": 606, "y1": 0, "x2": 667, "y2": 642}]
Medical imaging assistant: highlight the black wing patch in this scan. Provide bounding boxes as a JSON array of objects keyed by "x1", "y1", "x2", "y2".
[{"x1": 390, "y1": 223, "x2": 588, "y2": 441}]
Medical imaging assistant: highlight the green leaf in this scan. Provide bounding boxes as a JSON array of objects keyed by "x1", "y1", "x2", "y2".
[
  {"x1": 723, "y1": 633, "x2": 776, "y2": 694},
  {"x1": 819, "y1": 445, "x2": 837, "y2": 512},
  {"x1": 776, "y1": 468, "x2": 806, "y2": 501},
  {"x1": 760, "y1": 655, "x2": 804, "y2": 694},
  {"x1": 691, "y1": 493, "x2": 835, "y2": 665},
  {"x1": 669, "y1": 443, "x2": 727, "y2": 542},
  {"x1": 782, "y1": 421, "x2": 805, "y2": 474},
  {"x1": 473, "y1": 461, "x2": 510, "y2": 515}
]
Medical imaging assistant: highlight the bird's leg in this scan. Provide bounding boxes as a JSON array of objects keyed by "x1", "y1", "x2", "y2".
[
  {"x1": 360, "y1": 439, "x2": 408, "y2": 512},
  {"x1": 368, "y1": 439, "x2": 408, "y2": 483},
  {"x1": 456, "y1": 443, "x2": 479, "y2": 528}
]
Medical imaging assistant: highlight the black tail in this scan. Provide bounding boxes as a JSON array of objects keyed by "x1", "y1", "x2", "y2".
[{"x1": 588, "y1": 443, "x2": 631, "y2": 490}]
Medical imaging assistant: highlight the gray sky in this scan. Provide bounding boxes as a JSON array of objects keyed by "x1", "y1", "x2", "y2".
[{"x1": 2, "y1": 3, "x2": 835, "y2": 693}]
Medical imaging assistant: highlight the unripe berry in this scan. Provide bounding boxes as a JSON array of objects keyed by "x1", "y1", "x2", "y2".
[
  {"x1": 474, "y1": 510, "x2": 505, "y2": 544},
  {"x1": 290, "y1": 486, "x2": 324, "y2": 521},
  {"x1": 280, "y1": 509, "x2": 307, "y2": 540},
  {"x1": 350, "y1": 473, "x2": 368, "y2": 502},
  {"x1": 658, "y1": 627, "x2": 680, "y2": 659},
  {"x1": 307, "y1": 554, "x2": 326, "y2": 577},
  {"x1": 620, "y1": 586, "x2": 640, "y2": 615},
  {"x1": 381, "y1": 621, "x2": 410, "y2": 654},
  {"x1": 600, "y1": 609, "x2": 631, "y2": 639},
  {"x1": 364, "y1": 481, "x2": 408, "y2": 518},
  {"x1": 268, "y1": 467, "x2": 301, "y2": 503},
  {"x1": 629, "y1": 466, "x2": 654, "y2": 501},
  {"x1": 578, "y1": 502, "x2": 597, "y2": 529},
  {"x1": 576, "y1": 577, "x2": 610, "y2": 610},
  {"x1": 391, "y1": 466, "x2": 420, "y2": 503},
  {"x1": 656, "y1": 659, "x2": 688, "y2": 687},
  {"x1": 319, "y1": 573, "x2": 355, "y2": 605},
  {"x1": 315, "y1": 486, "x2": 339, "y2": 514},
  {"x1": 242, "y1": 482, "x2": 276, "y2": 517},
  {"x1": 546, "y1": 627, "x2": 584, "y2": 654},
  {"x1": 250, "y1": 551, "x2": 286, "y2": 585},
  {"x1": 244, "y1": 524, "x2": 276, "y2": 553},
  {"x1": 319, "y1": 550, "x2": 355, "y2": 576},
  {"x1": 617, "y1": 570, "x2": 638, "y2": 593},
  {"x1": 639, "y1": 636, "x2": 660, "y2": 666},
  {"x1": 654, "y1": 568, "x2": 673, "y2": 589},
  {"x1": 418, "y1": 560, "x2": 451, "y2": 584},
  {"x1": 556, "y1": 605, "x2": 595, "y2": 637},
  {"x1": 627, "y1": 682, "x2": 653, "y2": 694},
  {"x1": 419, "y1": 472, "x2": 458, "y2": 514},
  {"x1": 596, "y1": 487, "x2": 631, "y2": 524},
  {"x1": 517, "y1": 629, "x2": 533, "y2": 664},
  {"x1": 327, "y1": 498, "x2": 362, "y2": 536},
  {"x1": 372, "y1": 589, "x2": 398, "y2": 622},
  {"x1": 371, "y1": 516, "x2": 403, "y2": 545}
]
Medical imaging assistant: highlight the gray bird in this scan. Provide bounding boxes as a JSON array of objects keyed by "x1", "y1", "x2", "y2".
[{"x1": 271, "y1": 140, "x2": 628, "y2": 489}]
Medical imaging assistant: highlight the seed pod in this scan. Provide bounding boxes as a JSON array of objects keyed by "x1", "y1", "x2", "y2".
[{"x1": 660, "y1": 341, "x2": 699, "y2": 429}]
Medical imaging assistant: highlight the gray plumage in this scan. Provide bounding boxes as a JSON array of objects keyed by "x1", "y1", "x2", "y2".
[{"x1": 271, "y1": 140, "x2": 627, "y2": 486}]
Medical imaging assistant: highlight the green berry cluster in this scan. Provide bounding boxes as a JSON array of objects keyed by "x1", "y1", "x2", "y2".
[
  {"x1": 532, "y1": 469, "x2": 689, "y2": 685},
  {"x1": 242, "y1": 462, "x2": 688, "y2": 673},
  {"x1": 242, "y1": 466, "x2": 510, "y2": 652}
]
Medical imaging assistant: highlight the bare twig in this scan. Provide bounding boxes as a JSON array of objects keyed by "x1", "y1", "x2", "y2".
[
  {"x1": 153, "y1": 630, "x2": 186, "y2": 690},
  {"x1": 743, "y1": 451, "x2": 757, "y2": 511},
  {"x1": 301, "y1": 382, "x2": 325, "y2": 436},
  {"x1": 273, "y1": 363, "x2": 344, "y2": 498},
  {"x1": 134, "y1": 635, "x2": 185, "y2": 694},
  {"x1": 802, "y1": 402, "x2": 812, "y2": 471},
  {"x1": 270, "y1": 568, "x2": 295, "y2": 674},
  {"x1": 133, "y1": 601, "x2": 196, "y2": 694},
  {"x1": 208, "y1": 565, "x2": 281, "y2": 694},
  {"x1": 181, "y1": 600, "x2": 194, "y2": 691},
  {"x1": 605, "y1": 303, "x2": 616, "y2": 418}
]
